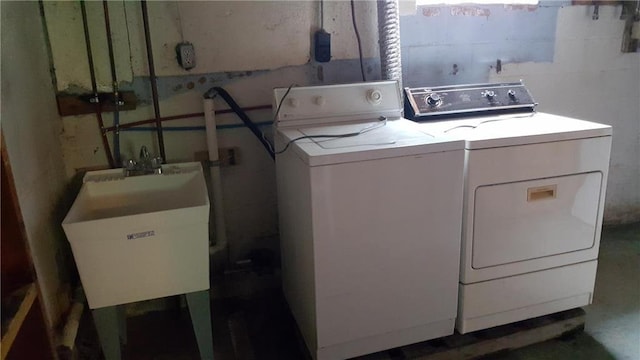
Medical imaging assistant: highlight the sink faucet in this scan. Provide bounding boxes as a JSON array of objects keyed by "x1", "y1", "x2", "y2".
[{"x1": 123, "y1": 146, "x2": 164, "y2": 176}]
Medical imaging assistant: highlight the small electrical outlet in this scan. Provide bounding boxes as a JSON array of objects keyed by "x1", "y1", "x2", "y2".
[{"x1": 176, "y1": 42, "x2": 196, "y2": 70}]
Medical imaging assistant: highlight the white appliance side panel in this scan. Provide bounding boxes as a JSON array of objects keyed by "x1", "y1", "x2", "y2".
[
  {"x1": 461, "y1": 136, "x2": 611, "y2": 283},
  {"x1": 472, "y1": 172, "x2": 603, "y2": 269},
  {"x1": 311, "y1": 150, "x2": 464, "y2": 348},
  {"x1": 275, "y1": 148, "x2": 318, "y2": 353},
  {"x1": 457, "y1": 260, "x2": 597, "y2": 333}
]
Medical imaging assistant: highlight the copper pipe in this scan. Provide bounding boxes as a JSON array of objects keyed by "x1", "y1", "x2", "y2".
[
  {"x1": 105, "y1": 112, "x2": 204, "y2": 132},
  {"x1": 103, "y1": 105, "x2": 272, "y2": 133},
  {"x1": 216, "y1": 104, "x2": 272, "y2": 115},
  {"x1": 81, "y1": 0, "x2": 114, "y2": 167},
  {"x1": 140, "y1": 1, "x2": 167, "y2": 162}
]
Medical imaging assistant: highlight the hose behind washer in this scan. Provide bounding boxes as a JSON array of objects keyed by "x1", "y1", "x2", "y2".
[{"x1": 204, "y1": 87, "x2": 275, "y2": 160}]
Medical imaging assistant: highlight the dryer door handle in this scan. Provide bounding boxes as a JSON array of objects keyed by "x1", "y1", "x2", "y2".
[{"x1": 527, "y1": 185, "x2": 557, "y2": 202}]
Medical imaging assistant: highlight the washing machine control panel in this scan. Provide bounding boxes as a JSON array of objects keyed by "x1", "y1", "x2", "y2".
[
  {"x1": 405, "y1": 82, "x2": 536, "y2": 120},
  {"x1": 274, "y1": 81, "x2": 404, "y2": 127}
]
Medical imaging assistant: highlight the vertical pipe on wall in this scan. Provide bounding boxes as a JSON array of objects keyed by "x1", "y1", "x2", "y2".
[
  {"x1": 80, "y1": 0, "x2": 114, "y2": 168},
  {"x1": 377, "y1": 0, "x2": 403, "y2": 89},
  {"x1": 140, "y1": 1, "x2": 167, "y2": 163},
  {"x1": 203, "y1": 99, "x2": 229, "y2": 265},
  {"x1": 102, "y1": 0, "x2": 121, "y2": 165}
]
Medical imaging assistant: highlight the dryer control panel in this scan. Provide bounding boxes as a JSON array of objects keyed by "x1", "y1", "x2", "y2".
[{"x1": 405, "y1": 82, "x2": 536, "y2": 121}]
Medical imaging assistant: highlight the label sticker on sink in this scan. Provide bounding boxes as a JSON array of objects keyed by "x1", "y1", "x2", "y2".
[{"x1": 127, "y1": 230, "x2": 155, "y2": 240}]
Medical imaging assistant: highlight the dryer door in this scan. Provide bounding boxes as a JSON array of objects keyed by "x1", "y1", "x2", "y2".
[{"x1": 471, "y1": 171, "x2": 603, "y2": 269}]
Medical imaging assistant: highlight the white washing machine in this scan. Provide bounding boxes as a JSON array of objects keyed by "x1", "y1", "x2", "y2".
[
  {"x1": 273, "y1": 81, "x2": 465, "y2": 359},
  {"x1": 406, "y1": 82, "x2": 613, "y2": 334}
]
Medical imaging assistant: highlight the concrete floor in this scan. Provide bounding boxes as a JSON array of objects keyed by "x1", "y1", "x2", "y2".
[
  {"x1": 490, "y1": 222, "x2": 640, "y2": 360},
  {"x1": 76, "y1": 222, "x2": 640, "y2": 359}
]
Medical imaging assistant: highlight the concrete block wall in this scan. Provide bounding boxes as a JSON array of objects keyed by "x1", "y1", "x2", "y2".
[
  {"x1": 489, "y1": 5, "x2": 640, "y2": 224},
  {"x1": 43, "y1": 1, "x2": 380, "y2": 262},
  {"x1": 401, "y1": 3, "x2": 560, "y2": 86},
  {"x1": 401, "y1": 2, "x2": 639, "y2": 224}
]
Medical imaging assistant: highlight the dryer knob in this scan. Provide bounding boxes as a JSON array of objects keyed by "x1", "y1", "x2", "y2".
[
  {"x1": 367, "y1": 89, "x2": 383, "y2": 104},
  {"x1": 483, "y1": 90, "x2": 496, "y2": 100},
  {"x1": 425, "y1": 93, "x2": 442, "y2": 107},
  {"x1": 288, "y1": 98, "x2": 299, "y2": 107},
  {"x1": 314, "y1": 96, "x2": 326, "y2": 106}
]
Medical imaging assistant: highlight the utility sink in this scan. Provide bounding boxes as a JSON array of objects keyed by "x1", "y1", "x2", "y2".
[{"x1": 62, "y1": 162, "x2": 210, "y2": 309}]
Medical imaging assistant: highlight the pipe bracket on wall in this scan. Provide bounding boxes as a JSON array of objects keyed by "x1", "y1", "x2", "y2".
[{"x1": 56, "y1": 92, "x2": 138, "y2": 117}]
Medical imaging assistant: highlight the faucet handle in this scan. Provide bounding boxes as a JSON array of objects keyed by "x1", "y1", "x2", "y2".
[
  {"x1": 122, "y1": 159, "x2": 137, "y2": 176},
  {"x1": 151, "y1": 157, "x2": 163, "y2": 174},
  {"x1": 151, "y1": 156, "x2": 163, "y2": 167},
  {"x1": 139, "y1": 145, "x2": 150, "y2": 160},
  {"x1": 123, "y1": 158, "x2": 137, "y2": 170}
]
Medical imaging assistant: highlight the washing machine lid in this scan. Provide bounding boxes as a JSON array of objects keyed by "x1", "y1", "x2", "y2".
[
  {"x1": 419, "y1": 112, "x2": 612, "y2": 150},
  {"x1": 277, "y1": 118, "x2": 464, "y2": 166}
]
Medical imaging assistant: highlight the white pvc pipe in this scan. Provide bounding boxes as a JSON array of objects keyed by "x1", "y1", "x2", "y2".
[
  {"x1": 204, "y1": 98, "x2": 228, "y2": 258},
  {"x1": 58, "y1": 301, "x2": 84, "y2": 351}
]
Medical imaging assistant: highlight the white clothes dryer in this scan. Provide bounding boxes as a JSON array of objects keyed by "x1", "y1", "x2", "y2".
[{"x1": 406, "y1": 82, "x2": 612, "y2": 334}]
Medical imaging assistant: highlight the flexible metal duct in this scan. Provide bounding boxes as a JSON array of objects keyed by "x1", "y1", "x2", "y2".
[{"x1": 377, "y1": 0, "x2": 402, "y2": 89}]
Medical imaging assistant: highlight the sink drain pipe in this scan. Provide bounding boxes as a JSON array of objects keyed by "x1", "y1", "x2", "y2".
[
  {"x1": 202, "y1": 87, "x2": 275, "y2": 266},
  {"x1": 203, "y1": 97, "x2": 228, "y2": 262},
  {"x1": 377, "y1": 0, "x2": 403, "y2": 89}
]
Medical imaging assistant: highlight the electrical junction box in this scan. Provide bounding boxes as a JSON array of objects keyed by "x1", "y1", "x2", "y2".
[
  {"x1": 176, "y1": 42, "x2": 196, "y2": 70},
  {"x1": 314, "y1": 30, "x2": 331, "y2": 63}
]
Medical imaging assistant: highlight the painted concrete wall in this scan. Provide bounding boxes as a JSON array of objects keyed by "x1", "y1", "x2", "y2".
[
  {"x1": 44, "y1": 1, "x2": 379, "y2": 90},
  {"x1": 44, "y1": 1, "x2": 380, "y2": 262},
  {"x1": 400, "y1": 2, "x2": 638, "y2": 224},
  {"x1": 1, "y1": 2, "x2": 72, "y2": 328},
  {"x1": 42, "y1": 1, "x2": 638, "y2": 266},
  {"x1": 490, "y1": 5, "x2": 640, "y2": 224},
  {"x1": 401, "y1": 3, "x2": 560, "y2": 86}
]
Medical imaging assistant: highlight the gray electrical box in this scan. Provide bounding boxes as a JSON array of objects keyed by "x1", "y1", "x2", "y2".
[{"x1": 176, "y1": 42, "x2": 196, "y2": 70}]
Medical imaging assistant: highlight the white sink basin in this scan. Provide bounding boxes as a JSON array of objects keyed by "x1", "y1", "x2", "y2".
[{"x1": 62, "y1": 162, "x2": 210, "y2": 309}]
